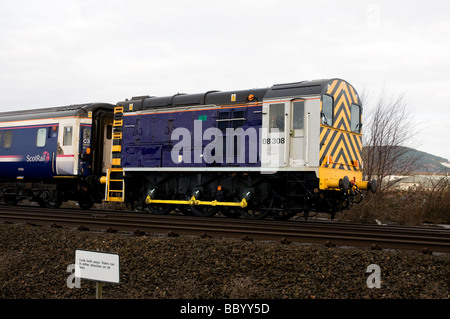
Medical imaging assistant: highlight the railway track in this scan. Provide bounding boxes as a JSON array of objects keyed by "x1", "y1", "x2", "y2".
[{"x1": 1, "y1": 204, "x2": 449, "y2": 254}]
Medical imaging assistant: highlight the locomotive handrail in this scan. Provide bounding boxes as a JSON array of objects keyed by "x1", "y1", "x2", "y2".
[
  {"x1": 145, "y1": 195, "x2": 248, "y2": 208},
  {"x1": 216, "y1": 118, "x2": 246, "y2": 122},
  {"x1": 51, "y1": 152, "x2": 56, "y2": 174}
]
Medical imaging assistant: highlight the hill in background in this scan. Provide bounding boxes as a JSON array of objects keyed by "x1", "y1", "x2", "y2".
[
  {"x1": 401, "y1": 147, "x2": 449, "y2": 174},
  {"x1": 363, "y1": 146, "x2": 450, "y2": 175}
]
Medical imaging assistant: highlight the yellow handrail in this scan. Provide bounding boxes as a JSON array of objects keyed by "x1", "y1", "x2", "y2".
[{"x1": 145, "y1": 196, "x2": 248, "y2": 208}]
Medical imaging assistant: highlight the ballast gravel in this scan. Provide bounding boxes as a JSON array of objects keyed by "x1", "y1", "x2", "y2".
[{"x1": 0, "y1": 223, "x2": 448, "y2": 299}]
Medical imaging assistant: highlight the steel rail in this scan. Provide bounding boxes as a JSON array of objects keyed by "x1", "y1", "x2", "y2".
[{"x1": 1, "y1": 205, "x2": 449, "y2": 253}]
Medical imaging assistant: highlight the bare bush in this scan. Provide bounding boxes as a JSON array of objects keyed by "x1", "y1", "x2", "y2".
[
  {"x1": 421, "y1": 176, "x2": 450, "y2": 224},
  {"x1": 361, "y1": 88, "x2": 419, "y2": 192},
  {"x1": 344, "y1": 176, "x2": 450, "y2": 225},
  {"x1": 343, "y1": 87, "x2": 450, "y2": 225}
]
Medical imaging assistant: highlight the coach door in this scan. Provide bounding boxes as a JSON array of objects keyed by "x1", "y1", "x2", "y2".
[
  {"x1": 56, "y1": 118, "x2": 78, "y2": 175},
  {"x1": 102, "y1": 119, "x2": 113, "y2": 173},
  {"x1": 289, "y1": 99, "x2": 307, "y2": 166},
  {"x1": 261, "y1": 101, "x2": 289, "y2": 170}
]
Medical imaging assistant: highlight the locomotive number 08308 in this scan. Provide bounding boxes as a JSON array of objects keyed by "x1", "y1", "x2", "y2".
[{"x1": 262, "y1": 137, "x2": 285, "y2": 144}]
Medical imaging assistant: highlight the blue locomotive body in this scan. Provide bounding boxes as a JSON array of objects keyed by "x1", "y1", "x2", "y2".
[
  {"x1": 105, "y1": 79, "x2": 374, "y2": 219},
  {"x1": 121, "y1": 104, "x2": 263, "y2": 169}
]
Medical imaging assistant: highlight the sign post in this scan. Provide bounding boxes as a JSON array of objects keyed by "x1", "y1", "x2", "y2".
[
  {"x1": 96, "y1": 282, "x2": 103, "y2": 299},
  {"x1": 75, "y1": 250, "x2": 120, "y2": 299}
]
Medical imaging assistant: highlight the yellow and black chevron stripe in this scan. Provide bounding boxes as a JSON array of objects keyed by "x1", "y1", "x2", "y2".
[
  {"x1": 320, "y1": 127, "x2": 362, "y2": 171},
  {"x1": 320, "y1": 79, "x2": 362, "y2": 173}
]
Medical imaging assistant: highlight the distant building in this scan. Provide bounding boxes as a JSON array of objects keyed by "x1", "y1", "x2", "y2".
[{"x1": 387, "y1": 174, "x2": 449, "y2": 190}]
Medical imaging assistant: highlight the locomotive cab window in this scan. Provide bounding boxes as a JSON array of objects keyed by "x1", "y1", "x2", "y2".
[
  {"x1": 63, "y1": 126, "x2": 73, "y2": 146},
  {"x1": 269, "y1": 103, "x2": 285, "y2": 132},
  {"x1": 321, "y1": 95, "x2": 333, "y2": 126},
  {"x1": 292, "y1": 101, "x2": 305, "y2": 130},
  {"x1": 36, "y1": 128, "x2": 47, "y2": 147},
  {"x1": 351, "y1": 104, "x2": 361, "y2": 133}
]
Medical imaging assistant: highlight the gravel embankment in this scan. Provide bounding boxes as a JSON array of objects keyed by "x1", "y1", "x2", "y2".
[{"x1": 0, "y1": 223, "x2": 448, "y2": 299}]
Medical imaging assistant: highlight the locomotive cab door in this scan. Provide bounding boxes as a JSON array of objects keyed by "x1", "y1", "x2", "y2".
[{"x1": 289, "y1": 99, "x2": 307, "y2": 166}]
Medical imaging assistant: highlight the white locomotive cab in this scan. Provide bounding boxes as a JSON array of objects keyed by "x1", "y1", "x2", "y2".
[
  {"x1": 56, "y1": 118, "x2": 79, "y2": 175},
  {"x1": 261, "y1": 98, "x2": 320, "y2": 171}
]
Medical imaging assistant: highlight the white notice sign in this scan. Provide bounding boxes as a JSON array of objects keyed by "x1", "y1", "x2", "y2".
[{"x1": 75, "y1": 250, "x2": 120, "y2": 283}]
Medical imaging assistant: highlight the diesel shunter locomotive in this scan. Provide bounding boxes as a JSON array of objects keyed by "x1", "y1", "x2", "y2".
[{"x1": 0, "y1": 78, "x2": 376, "y2": 219}]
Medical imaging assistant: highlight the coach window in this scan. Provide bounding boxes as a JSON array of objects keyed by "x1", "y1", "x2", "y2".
[
  {"x1": 351, "y1": 104, "x2": 361, "y2": 133},
  {"x1": 3, "y1": 130, "x2": 12, "y2": 149},
  {"x1": 37, "y1": 128, "x2": 47, "y2": 147},
  {"x1": 269, "y1": 103, "x2": 285, "y2": 132},
  {"x1": 321, "y1": 95, "x2": 333, "y2": 126},
  {"x1": 83, "y1": 127, "x2": 91, "y2": 142},
  {"x1": 63, "y1": 126, "x2": 73, "y2": 146}
]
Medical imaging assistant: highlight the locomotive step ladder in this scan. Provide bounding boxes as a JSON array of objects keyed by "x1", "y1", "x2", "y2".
[
  {"x1": 106, "y1": 106, "x2": 125, "y2": 202},
  {"x1": 106, "y1": 168, "x2": 125, "y2": 202}
]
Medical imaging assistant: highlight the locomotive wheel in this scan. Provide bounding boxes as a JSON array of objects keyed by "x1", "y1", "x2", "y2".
[
  {"x1": 144, "y1": 203, "x2": 172, "y2": 215},
  {"x1": 78, "y1": 198, "x2": 94, "y2": 210},
  {"x1": 269, "y1": 198, "x2": 297, "y2": 220},
  {"x1": 37, "y1": 191, "x2": 62, "y2": 208},
  {"x1": 36, "y1": 198, "x2": 62, "y2": 208},
  {"x1": 271, "y1": 208, "x2": 297, "y2": 220},
  {"x1": 46, "y1": 199, "x2": 63, "y2": 209},
  {"x1": 4, "y1": 195, "x2": 18, "y2": 206},
  {"x1": 173, "y1": 195, "x2": 194, "y2": 216},
  {"x1": 177, "y1": 206, "x2": 193, "y2": 216},
  {"x1": 221, "y1": 207, "x2": 241, "y2": 218},
  {"x1": 143, "y1": 192, "x2": 177, "y2": 215},
  {"x1": 190, "y1": 206, "x2": 218, "y2": 217},
  {"x1": 238, "y1": 198, "x2": 272, "y2": 220}
]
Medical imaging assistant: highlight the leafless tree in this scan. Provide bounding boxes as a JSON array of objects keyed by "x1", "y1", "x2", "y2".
[{"x1": 360, "y1": 88, "x2": 419, "y2": 192}]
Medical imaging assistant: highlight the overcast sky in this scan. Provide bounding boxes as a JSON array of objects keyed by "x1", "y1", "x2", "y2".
[{"x1": 1, "y1": 0, "x2": 449, "y2": 160}]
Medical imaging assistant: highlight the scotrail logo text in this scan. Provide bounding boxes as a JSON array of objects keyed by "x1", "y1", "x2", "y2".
[{"x1": 26, "y1": 151, "x2": 51, "y2": 163}]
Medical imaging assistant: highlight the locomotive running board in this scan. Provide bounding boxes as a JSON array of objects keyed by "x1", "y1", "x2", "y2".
[{"x1": 145, "y1": 196, "x2": 248, "y2": 208}]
